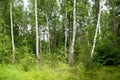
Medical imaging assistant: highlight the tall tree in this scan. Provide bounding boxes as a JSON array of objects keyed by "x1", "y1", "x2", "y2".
[
  {"x1": 10, "y1": 0, "x2": 15, "y2": 63},
  {"x1": 35, "y1": 0, "x2": 40, "y2": 61},
  {"x1": 62, "y1": 0, "x2": 68, "y2": 53},
  {"x1": 90, "y1": 0, "x2": 103, "y2": 65},
  {"x1": 64, "y1": 11, "x2": 68, "y2": 52},
  {"x1": 68, "y1": 0, "x2": 77, "y2": 67},
  {"x1": 45, "y1": 0, "x2": 51, "y2": 53},
  {"x1": 46, "y1": 13, "x2": 51, "y2": 53}
]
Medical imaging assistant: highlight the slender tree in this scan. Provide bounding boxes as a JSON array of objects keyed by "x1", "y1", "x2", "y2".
[
  {"x1": 35, "y1": 0, "x2": 40, "y2": 61},
  {"x1": 10, "y1": 0, "x2": 15, "y2": 63},
  {"x1": 45, "y1": 0, "x2": 51, "y2": 53},
  {"x1": 46, "y1": 13, "x2": 51, "y2": 53},
  {"x1": 68, "y1": 0, "x2": 77, "y2": 67},
  {"x1": 90, "y1": 0, "x2": 103, "y2": 65},
  {"x1": 64, "y1": 11, "x2": 68, "y2": 52},
  {"x1": 98, "y1": 0, "x2": 105, "y2": 39}
]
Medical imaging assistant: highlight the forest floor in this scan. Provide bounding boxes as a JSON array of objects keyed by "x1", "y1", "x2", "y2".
[{"x1": 0, "y1": 63, "x2": 120, "y2": 80}]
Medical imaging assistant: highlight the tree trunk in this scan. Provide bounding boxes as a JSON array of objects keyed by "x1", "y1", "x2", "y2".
[
  {"x1": 98, "y1": 0, "x2": 102, "y2": 40},
  {"x1": 64, "y1": 11, "x2": 68, "y2": 52},
  {"x1": 90, "y1": 0, "x2": 102, "y2": 65},
  {"x1": 68, "y1": 0, "x2": 77, "y2": 67},
  {"x1": 39, "y1": 27, "x2": 42, "y2": 55},
  {"x1": 35, "y1": 0, "x2": 40, "y2": 62},
  {"x1": 46, "y1": 14, "x2": 50, "y2": 53},
  {"x1": 10, "y1": 0, "x2": 15, "y2": 63}
]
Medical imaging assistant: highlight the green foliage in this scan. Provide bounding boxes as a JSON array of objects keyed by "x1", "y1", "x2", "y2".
[
  {"x1": 16, "y1": 46, "x2": 36, "y2": 71},
  {"x1": 0, "y1": 64, "x2": 120, "y2": 80},
  {"x1": 0, "y1": 1, "x2": 120, "y2": 80},
  {"x1": 74, "y1": 37, "x2": 91, "y2": 67},
  {"x1": 41, "y1": 46, "x2": 68, "y2": 67},
  {"x1": 94, "y1": 35, "x2": 120, "y2": 65},
  {"x1": 0, "y1": 35, "x2": 11, "y2": 64},
  {"x1": 20, "y1": 54, "x2": 35, "y2": 71},
  {"x1": 55, "y1": 48, "x2": 68, "y2": 63}
]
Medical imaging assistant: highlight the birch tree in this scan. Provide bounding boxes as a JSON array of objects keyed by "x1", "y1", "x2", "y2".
[
  {"x1": 90, "y1": 0, "x2": 103, "y2": 65},
  {"x1": 98, "y1": 0, "x2": 106, "y2": 39},
  {"x1": 68, "y1": 0, "x2": 77, "y2": 67},
  {"x1": 64, "y1": 11, "x2": 68, "y2": 52},
  {"x1": 10, "y1": 0, "x2": 15, "y2": 63},
  {"x1": 35, "y1": 0, "x2": 40, "y2": 61},
  {"x1": 46, "y1": 14, "x2": 51, "y2": 53}
]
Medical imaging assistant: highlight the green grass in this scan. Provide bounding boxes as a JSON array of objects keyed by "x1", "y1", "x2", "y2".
[{"x1": 0, "y1": 63, "x2": 120, "y2": 80}]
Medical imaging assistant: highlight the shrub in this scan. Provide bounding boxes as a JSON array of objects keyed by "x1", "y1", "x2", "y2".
[
  {"x1": 94, "y1": 38, "x2": 120, "y2": 66},
  {"x1": 17, "y1": 46, "x2": 36, "y2": 71}
]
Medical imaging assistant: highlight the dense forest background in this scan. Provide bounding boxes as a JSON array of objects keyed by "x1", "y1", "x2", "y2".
[{"x1": 0, "y1": 0, "x2": 120, "y2": 80}]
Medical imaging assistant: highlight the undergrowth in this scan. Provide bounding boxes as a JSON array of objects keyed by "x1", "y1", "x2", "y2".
[{"x1": 0, "y1": 63, "x2": 120, "y2": 80}]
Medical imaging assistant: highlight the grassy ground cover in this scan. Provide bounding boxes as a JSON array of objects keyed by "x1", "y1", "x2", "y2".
[{"x1": 0, "y1": 63, "x2": 120, "y2": 80}]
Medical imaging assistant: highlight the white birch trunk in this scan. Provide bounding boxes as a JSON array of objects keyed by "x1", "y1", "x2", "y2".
[
  {"x1": 10, "y1": 0, "x2": 15, "y2": 63},
  {"x1": 90, "y1": 0, "x2": 102, "y2": 65},
  {"x1": 39, "y1": 27, "x2": 42, "y2": 54},
  {"x1": 98, "y1": 0, "x2": 102, "y2": 39},
  {"x1": 35, "y1": 0, "x2": 40, "y2": 61},
  {"x1": 64, "y1": 11, "x2": 68, "y2": 52},
  {"x1": 98, "y1": 0, "x2": 107, "y2": 39},
  {"x1": 46, "y1": 14, "x2": 50, "y2": 53},
  {"x1": 68, "y1": 0, "x2": 77, "y2": 67}
]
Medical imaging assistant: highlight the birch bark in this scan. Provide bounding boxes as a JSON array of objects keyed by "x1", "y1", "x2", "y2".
[
  {"x1": 64, "y1": 11, "x2": 68, "y2": 52},
  {"x1": 35, "y1": 0, "x2": 40, "y2": 61},
  {"x1": 68, "y1": 0, "x2": 77, "y2": 67},
  {"x1": 90, "y1": 0, "x2": 102, "y2": 65},
  {"x1": 10, "y1": 0, "x2": 15, "y2": 63},
  {"x1": 46, "y1": 14, "x2": 50, "y2": 53},
  {"x1": 98, "y1": 0, "x2": 102, "y2": 39}
]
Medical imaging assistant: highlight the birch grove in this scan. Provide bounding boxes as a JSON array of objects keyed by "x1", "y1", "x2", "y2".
[{"x1": 1, "y1": 0, "x2": 120, "y2": 76}]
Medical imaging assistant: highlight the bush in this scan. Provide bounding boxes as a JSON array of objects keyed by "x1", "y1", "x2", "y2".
[
  {"x1": 94, "y1": 38, "x2": 120, "y2": 66},
  {"x1": 0, "y1": 35, "x2": 12, "y2": 64},
  {"x1": 20, "y1": 54, "x2": 35, "y2": 71},
  {"x1": 16, "y1": 46, "x2": 36, "y2": 71}
]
